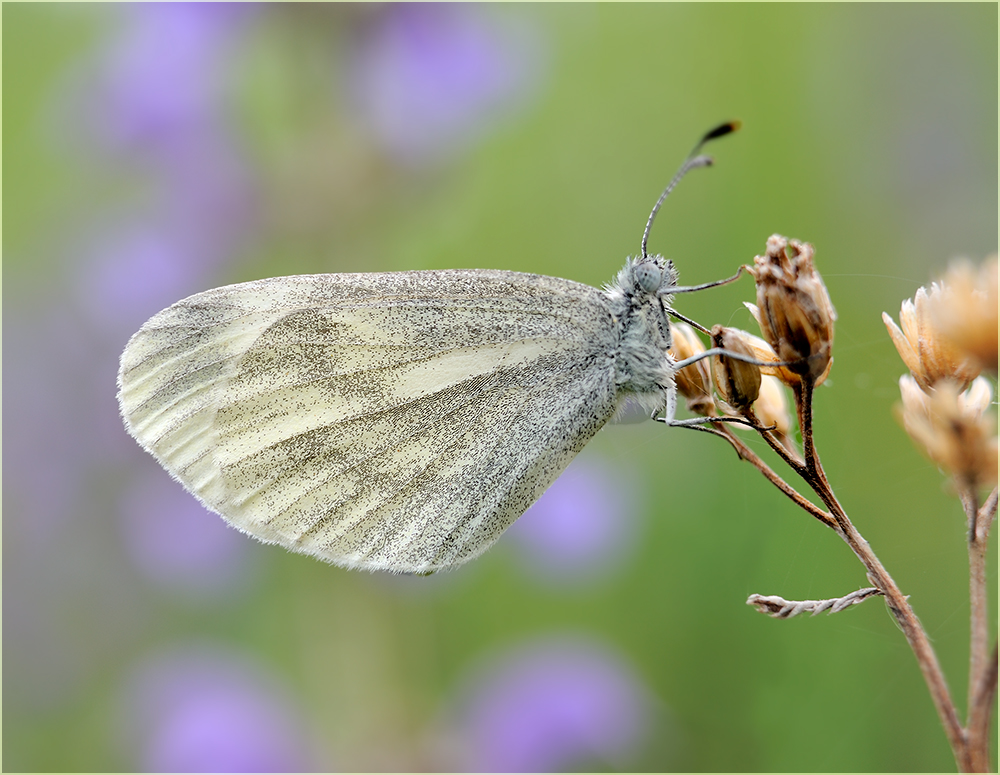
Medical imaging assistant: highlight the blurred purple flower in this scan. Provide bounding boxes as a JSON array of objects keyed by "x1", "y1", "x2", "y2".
[
  {"x1": 82, "y1": 3, "x2": 252, "y2": 156},
  {"x1": 119, "y1": 465, "x2": 255, "y2": 600},
  {"x1": 120, "y1": 642, "x2": 316, "y2": 772},
  {"x1": 348, "y1": 3, "x2": 544, "y2": 165},
  {"x1": 157, "y1": 136, "x2": 257, "y2": 255},
  {"x1": 508, "y1": 457, "x2": 638, "y2": 582},
  {"x1": 55, "y1": 3, "x2": 258, "y2": 334},
  {"x1": 71, "y1": 152, "x2": 255, "y2": 335},
  {"x1": 3, "y1": 306, "x2": 110, "y2": 542},
  {"x1": 77, "y1": 222, "x2": 209, "y2": 335},
  {"x1": 448, "y1": 634, "x2": 656, "y2": 772}
]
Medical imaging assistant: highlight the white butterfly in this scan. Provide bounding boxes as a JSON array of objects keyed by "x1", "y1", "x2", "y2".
[{"x1": 118, "y1": 122, "x2": 742, "y2": 574}]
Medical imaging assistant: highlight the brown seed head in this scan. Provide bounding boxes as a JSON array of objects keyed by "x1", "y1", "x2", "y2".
[
  {"x1": 928, "y1": 255, "x2": 998, "y2": 374},
  {"x1": 734, "y1": 318, "x2": 833, "y2": 387},
  {"x1": 749, "y1": 235, "x2": 836, "y2": 383},
  {"x1": 711, "y1": 326, "x2": 762, "y2": 410},
  {"x1": 896, "y1": 375, "x2": 997, "y2": 491},
  {"x1": 668, "y1": 322, "x2": 714, "y2": 415},
  {"x1": 883, "y1": 278, "x2": 982, "y2": 392},
  {"x1": 754, "y1": 374, "x2": 792, "y2": 437}
]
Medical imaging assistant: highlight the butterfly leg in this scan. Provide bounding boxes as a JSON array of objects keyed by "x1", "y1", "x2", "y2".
[
  {"x1": 658, "y1": 383, "x2": 679, "y2": 424},
  {"x1": 662, "y1": 414, "x2": 758, "y2": 430}
]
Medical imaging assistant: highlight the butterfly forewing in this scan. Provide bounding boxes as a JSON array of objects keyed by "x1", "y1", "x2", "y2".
[{"x1": 118, "y1": 270, "x2": 621, "y2": 573}]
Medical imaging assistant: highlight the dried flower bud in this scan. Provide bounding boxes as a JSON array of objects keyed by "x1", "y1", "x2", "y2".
[
  {"x1": 734, "y1": 317, "x2": 834, "y2": 387},
  {"x1": 754, "y1": 374, "x2": 792, "y2": 437},
  {"x1": 883, "y1": 279, "x2": 981, "y2": 392},
  {"x1": 668, "y1": 322, "x2": 714, "y2": 415},
  {"x1": 928, "y1": 255, "x2": 998, "y2": 374},
  {"x1": 897, "y1": 375, "x2": 998, "y2": 491},
  {"x1": 711, "y1": 326, "x2": 762, "y2": 410},
  {"x1": 749, "y1": 235, "x2": 836, "y2": 383}
]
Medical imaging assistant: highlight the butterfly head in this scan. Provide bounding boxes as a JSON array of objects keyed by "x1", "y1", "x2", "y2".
[{"x1": 632, "y1": 255, "x2": 679, "y2": 296}]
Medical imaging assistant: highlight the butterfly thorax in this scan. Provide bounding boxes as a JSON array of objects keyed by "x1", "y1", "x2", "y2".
[{"x1": 604, "y1": 256, "x2": 678, "y2": 412}]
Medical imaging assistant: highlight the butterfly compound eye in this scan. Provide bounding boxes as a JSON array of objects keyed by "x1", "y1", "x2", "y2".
[{"x1": 634, "y1": 261, "x2": 664, "y2": 294}]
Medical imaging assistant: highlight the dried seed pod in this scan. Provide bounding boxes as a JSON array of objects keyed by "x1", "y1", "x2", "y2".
[
  {"x1": 731, "y1": 317, "x2": 828, "y2": 387},
  {"x1": 754, "y1": 374, "x2": 792, "y2": 438},
  {"x1": 749, "y1": 235, "x2": 836, "y2": 383},
  {"x1": 928, "y1": 255, "x2": 997, "y2": 374},
  {"x1": 897, "y1": 375, "x2": 998, "y2": 491},
  {"x1": 668, "y1": 322, "x2": 714, "y2": 415},
  {"x1": 883, "y1": 279, "x2": 982, "y2": 393},
  {"x1": 711, "y1": 326, "x2": 762, "y2": 410}
]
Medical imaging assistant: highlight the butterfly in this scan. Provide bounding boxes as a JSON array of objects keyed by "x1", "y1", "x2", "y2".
[{"x1": 118, "y1": 122, "x2": 741, "y2": 574}]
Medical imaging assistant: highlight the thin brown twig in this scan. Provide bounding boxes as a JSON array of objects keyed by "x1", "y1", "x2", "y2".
[
  {"x1": 977, "y1": 487, "x2": 998, "y2": 543},
  {"x1": 965, "y1": 486, "x2": 996, "y2": 772},
  {"x1": 960, "y1": 486, "x2": 990, "y2": 758},
  {"x1": 960, "y1": 488, "x2": 980, "y2": 541},
  {"x1": 783, "y1": 377, "x2": 970, "y2": 771},
  {"x1": 792, "y1": 381, "x2": 824, "y2": 494},
  {"x1": 712, "y1": 423, "x2": 835, "y2": 527},
  {"x1": 967, "y1": 642, "x2": 998, "y2": 773},
  {"x1": 739, "y1": 407, "x2": 806, "y2": 469}
]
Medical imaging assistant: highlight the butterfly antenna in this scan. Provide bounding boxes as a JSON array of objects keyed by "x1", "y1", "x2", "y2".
[{"x1": 640, "y1": 120, "x2": 741, "y2": 260}]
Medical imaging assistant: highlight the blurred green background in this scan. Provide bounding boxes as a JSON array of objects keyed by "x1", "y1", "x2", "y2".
[{"x1": 4, "y1": 3, "x2": 997, "y2": 772}]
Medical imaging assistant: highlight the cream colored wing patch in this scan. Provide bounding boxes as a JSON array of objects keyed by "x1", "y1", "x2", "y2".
[{"x1": 118, "y1": 271, "x2": 620, "y2": 573}]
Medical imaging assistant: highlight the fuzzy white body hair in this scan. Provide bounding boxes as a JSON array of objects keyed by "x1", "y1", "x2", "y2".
[{"x1": 604, "y1": 256, "x2": 680, "y2": 419}]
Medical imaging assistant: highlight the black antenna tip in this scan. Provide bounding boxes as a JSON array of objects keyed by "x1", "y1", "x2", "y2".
[
  {"x1": 640, "y1": 120, "x2": 742, "y2": 259},
  {"x1": 702, "y1": 120, "x2": 742, "y2": 142}
]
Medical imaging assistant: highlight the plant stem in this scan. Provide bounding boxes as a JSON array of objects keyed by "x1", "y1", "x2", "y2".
[
  {"x1": 961, "y1": 488, "x2": 989, "y2": 745},
  {"x1": 965, "y1": 487, "x2": 998, "y2": 772},
  {"x1": 977, "y1": 488, "x2": 998, "y2": 543},
  {"x1": 789, "y1": 377, "x2": 971, "y2": 771},
  {"x1": 714, "y1": 424, "x2": 834, "y2": 527},
  {"x1": 742, "y1": 408, "x2": 805, "y2": 469},
  {"x1": 967, "y1": 643, "x2": 998, "y2": 773}
]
